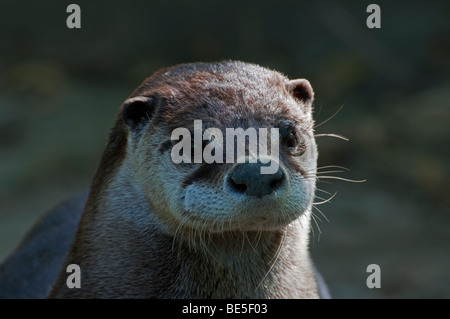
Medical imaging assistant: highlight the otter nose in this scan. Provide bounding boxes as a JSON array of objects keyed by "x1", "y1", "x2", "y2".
[{"x1": 228, "y1": 161, "x2": 284, "y2": 198}]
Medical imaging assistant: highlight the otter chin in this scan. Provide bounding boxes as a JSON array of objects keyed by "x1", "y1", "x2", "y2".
[
  {"x1": 177, "y1": 163, "x2": 315, "y2": 233},
  {"x1": 0, "y1": 61, "x2": 330, "y2": 299}
]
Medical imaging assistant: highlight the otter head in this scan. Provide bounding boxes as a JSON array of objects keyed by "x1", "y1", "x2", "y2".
[{"x1": 116, "y1": 61, "x2": 317, "y2": 240}]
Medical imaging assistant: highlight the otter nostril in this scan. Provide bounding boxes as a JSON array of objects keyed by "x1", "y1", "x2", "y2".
[
  {"x1": 270, "y1": 172, "x2": 284, "y2": 190},
  {"x1": 228, "y1": 176, "x2": 248, "y2": 194}
]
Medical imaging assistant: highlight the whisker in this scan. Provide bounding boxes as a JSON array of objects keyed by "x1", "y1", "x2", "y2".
[
  {"x1": 307, "y1": 213, "x2": 317, "y2": 243},
  {"x1": 317, "y1": 176, "x2": 367, "y2": 183},
  {"x1": 315, "y1": 188, "x2": 333, "y2": 195},
  {"x1": 313, "y1": 100, "x2": 324, "y2": 122},
  {"x1": 311, "y1": 211, "x2": 323, "y2": 223},
  {"x1": 316, "y1": 170, "x2": 347, "y2": 175},
  {"x1": 172, "y1": 214, "x2": 190, "y2": 252},
  {"x1": 310, "y1": 213, "x2": 322, "y2": 241},
  {"x1": 312, "y1": 205, "x2": 330, "y2": 223},
  {"x1": 317, "y1": 180, "x2": 333, "y2": 184},
  {"x1": 314, "y1": 103, "x2": 345, "y2": 128},
  {"x1": 313, "y1": 191, "x2": 338, "y2": 205},
  {"x1": 256, "y1": 228, "x2": 287, "y2": 291},
  {"x1": 317, "y1": 165, "x2": 350, "y2": 171},
  {"x1": 239, "y1": 218, "x2": 246, "y2": 257},
  {"x1": 314, "y1": 133, "x2": 349, "y2": 141},
  {"x1": 199, "y1": 219, "x2": 212, "y2": 255},
  {"x1": 255, "y1": 227, "x2": 263, "y2": 248}
]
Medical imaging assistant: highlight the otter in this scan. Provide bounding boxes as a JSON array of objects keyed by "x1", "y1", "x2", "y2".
[{"x1": 0, "y1": 61, "x2": 330, "y2": 298}]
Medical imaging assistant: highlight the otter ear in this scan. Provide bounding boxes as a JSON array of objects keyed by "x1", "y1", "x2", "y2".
[
  {"x1": 286, "y1": 79, "x2": 314, "y2": 108},
  {"x1": 122, "y1": 96, "x2": 156, "y2": 129}
]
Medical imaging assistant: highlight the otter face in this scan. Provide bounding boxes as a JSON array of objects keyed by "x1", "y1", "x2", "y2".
[{"x1": 120, "y1": 62, "x2": 317, "y2": 236}]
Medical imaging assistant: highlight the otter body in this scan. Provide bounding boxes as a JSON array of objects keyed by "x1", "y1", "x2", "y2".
[{"x1": 1, "y1": 61, "x2": 329, "y2": 298}]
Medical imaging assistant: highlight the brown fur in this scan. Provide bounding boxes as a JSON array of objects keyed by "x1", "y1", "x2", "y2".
[{"x1": 47, "y1": 61, "x2": 326, "y2": 298}]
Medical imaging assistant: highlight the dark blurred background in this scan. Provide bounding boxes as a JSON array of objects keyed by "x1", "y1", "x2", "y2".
[{"x1": 0, "y1": 0, "x2": 449, "y2": 298}]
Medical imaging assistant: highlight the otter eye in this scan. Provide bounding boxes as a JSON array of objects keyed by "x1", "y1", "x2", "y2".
[
  {"x1": 279, "y1": 122, "x2": 306, "y2": 156},
  {"x1": 279, "y1": 121, "x2": 300, "y2": 150},
  {"x1": 285, "y1": 131, "x2": 297, "y2": 148}
]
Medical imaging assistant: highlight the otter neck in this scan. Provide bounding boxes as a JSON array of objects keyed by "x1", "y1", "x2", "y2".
[
  {"x1": 51, "y1": 164, "x2": 318, "y2": 298},
  {"x1": 169, "y1": 223, "x2": 316, "y2": 298}
]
